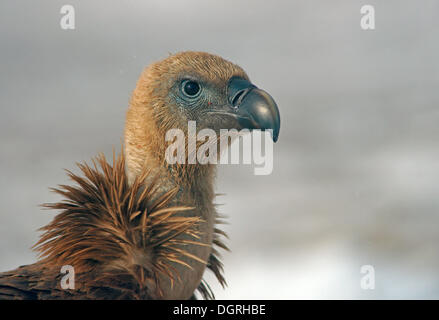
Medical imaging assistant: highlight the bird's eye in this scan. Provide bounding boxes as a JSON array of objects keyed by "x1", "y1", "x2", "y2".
[{"x1": 181, "y1": 80, "x2": 201, "y2": 97}]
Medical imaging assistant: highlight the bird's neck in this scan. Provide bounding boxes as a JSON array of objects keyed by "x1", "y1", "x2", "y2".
[
  {"x1": 124, "y1": 124, "x2": 216, "y2": 196},
  {"x1": 124, "y1": 107, "x2": 218, "y2": 299}
]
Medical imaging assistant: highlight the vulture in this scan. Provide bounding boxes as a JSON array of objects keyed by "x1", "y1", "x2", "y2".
[{"x1": 0, "y1": 51, "x2": 280, "y2": 300}]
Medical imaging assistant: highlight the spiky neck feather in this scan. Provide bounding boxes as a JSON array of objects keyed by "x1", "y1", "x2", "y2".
[{"x1": 32, "y1": 152, "x2": 226, "y2": 299}]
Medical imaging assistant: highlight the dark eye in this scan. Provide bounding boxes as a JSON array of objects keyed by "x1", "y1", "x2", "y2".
[{"x1": 181, "y1": 80, "x2": 201, "y2": 97}]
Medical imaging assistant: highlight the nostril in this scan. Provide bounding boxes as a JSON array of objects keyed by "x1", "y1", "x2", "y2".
[{"x1": 231, "y1": 89, "x2": 249, "y2": 107}]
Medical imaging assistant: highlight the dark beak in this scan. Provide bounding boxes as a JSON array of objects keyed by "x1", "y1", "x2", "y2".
[{"x1": 227, "y1": 77, "x2": 280, "y2": 142}]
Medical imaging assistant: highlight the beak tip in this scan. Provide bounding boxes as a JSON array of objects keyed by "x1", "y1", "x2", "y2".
[{"x1": 270, "y1": 127, "x2": 279, "y2": 142}]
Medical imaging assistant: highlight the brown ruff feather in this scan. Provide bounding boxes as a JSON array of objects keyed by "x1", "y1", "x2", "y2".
[{"x1": 0, "y1": 150, "x2": 228, "y2": 300}]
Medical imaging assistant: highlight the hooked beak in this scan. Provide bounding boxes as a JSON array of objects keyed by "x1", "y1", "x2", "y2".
[{"x1": 227, "y1": 77, "x2": 280, "y2": 142}]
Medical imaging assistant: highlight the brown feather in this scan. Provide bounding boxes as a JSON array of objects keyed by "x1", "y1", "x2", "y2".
[{"x1": 0, "y1": 151, "x2": 228, "y2": 299}]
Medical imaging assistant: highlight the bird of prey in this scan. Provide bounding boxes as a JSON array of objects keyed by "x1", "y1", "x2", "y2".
[{"x1": 0, "y1": 52, "x2": 280, "y2": 300}]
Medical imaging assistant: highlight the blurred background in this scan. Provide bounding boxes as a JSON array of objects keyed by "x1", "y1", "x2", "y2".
[{"x1": 1, "y1": 0, "x2": 438, "y2": 299}]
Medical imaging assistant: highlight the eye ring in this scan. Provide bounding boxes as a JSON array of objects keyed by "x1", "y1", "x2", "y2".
[{"x1": 181, "y1": 79, "x2": 201, "y2": 98}]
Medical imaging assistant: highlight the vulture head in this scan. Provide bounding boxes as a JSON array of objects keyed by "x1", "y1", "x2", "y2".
[{"x1": 125, "y1": 51, "x2": 280, "y2": 183}]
